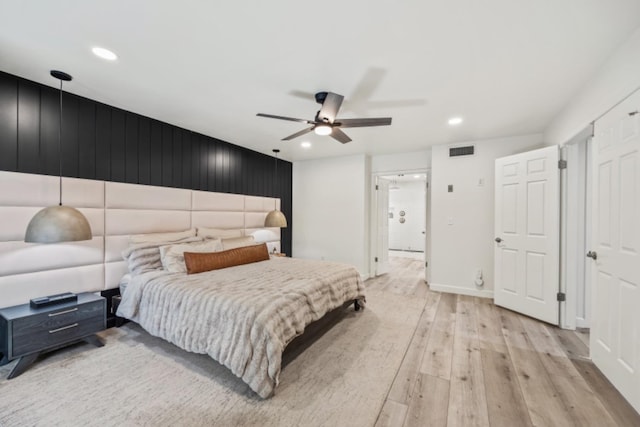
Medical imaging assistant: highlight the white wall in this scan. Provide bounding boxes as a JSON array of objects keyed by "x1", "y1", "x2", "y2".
[
  {"x1": 292, "y1": 155, "x2": 369, "y2": 276},
  {"x1": 545, "y1": 27, "x2": 640, "y2": 145},
  {"x1": 372, "y1": 150, "x2": 431, "y2": 173},
  {"x1": 388, "y1": 181, "x2": 426, "y2": 251},
  {"x1": 430, "y1": 134, "x2": 544, "y2": 297}
]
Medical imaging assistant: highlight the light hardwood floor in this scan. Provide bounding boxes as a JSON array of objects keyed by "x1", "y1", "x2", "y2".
[{"x1": 369, "y1": 257, "x2": 640, "y2": 427}]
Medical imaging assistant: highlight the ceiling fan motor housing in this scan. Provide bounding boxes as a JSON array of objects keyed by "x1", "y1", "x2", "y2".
[{"x1": 314, "y1": 91, "x2": 328, "y2": 105}]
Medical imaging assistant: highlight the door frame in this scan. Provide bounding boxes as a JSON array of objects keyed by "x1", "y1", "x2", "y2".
[
  {"x1": 370, "y1": 168, "x2": 430, "y2": 279},
  {"x1": 560, "y1": 128, "x2": 593, "y2": 329}
]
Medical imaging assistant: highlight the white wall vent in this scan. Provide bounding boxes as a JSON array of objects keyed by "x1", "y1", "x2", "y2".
[{"x1": 449, "y1": 145, "x2": 475, "y2": 157}]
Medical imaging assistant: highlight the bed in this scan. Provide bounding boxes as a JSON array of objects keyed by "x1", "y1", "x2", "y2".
[
  {"x1": 116, "y1": 242, "x2": 365, "y2": 399},
  {"x1": 0, "y1": 171, "x2": 365, "y2": 397}
]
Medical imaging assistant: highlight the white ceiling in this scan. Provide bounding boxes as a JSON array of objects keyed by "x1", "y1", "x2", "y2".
[{"x1": 1, "y1": 1, "x2": 639, "y2": 162}]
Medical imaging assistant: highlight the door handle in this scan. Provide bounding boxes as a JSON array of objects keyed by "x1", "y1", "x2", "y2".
[
  {"x1": 495, "y1": 237, "x2": 502, "y2": 243},
  {"x1": 586, "y1": 251, "x2": 598, "y2": 260}
]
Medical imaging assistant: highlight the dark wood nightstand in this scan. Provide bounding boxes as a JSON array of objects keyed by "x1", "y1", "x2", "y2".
[{"x1": 0, "y1": 293, "x2": 106, "y2": 379}]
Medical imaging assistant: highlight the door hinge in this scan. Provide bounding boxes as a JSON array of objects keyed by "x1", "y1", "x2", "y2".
[
  {"x1": 558, "y1": 159, "x2": 567, "y2": 169},
  {"x1": 374, "y1": 257, "x2": 378, "y2": 262},
  {"x1": 557, "y1": 292, "x2": 566, "y2": 302},
  {"x1": 375, "y1": 184, "x2": 379, "y2": 190},
  {"x1": 425, "y1": 261, "x2": 428, "y2": 267}
]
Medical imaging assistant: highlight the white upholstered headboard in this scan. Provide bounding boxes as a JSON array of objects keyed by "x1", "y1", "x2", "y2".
[{"x1": 0, "y1": 171, "x2": 281, "y2": 308}]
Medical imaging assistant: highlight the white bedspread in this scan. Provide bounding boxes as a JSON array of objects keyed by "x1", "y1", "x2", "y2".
[{"x1": 116, "y1": 257, "x2": 365, "y2": 398}]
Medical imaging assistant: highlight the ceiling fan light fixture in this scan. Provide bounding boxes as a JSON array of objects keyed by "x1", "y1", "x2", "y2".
[{"x1": 314, "y1": 124, "x2": 332, "y2": 136}]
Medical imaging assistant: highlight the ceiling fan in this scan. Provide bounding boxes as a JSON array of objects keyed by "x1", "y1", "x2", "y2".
[{"x1": 257, "y1": 91, "x2": 392, "y2": 144}]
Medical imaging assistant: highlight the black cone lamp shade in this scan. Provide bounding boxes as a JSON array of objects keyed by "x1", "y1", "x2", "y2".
[{"x1": 24, "y1": 70, "x2": 92, "y2": 243}]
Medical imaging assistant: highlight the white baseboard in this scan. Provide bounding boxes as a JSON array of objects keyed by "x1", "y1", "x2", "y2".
[
  {"x1": 429, "y1": 283, "x2": 494, "y2": 299},
  {"x1": 575, "y1": 317, "x2": 590, "y2": 329}
]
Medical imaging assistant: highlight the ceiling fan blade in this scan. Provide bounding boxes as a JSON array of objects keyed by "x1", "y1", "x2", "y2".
[
  {"x1": 336, "y1": 117, "x2": 392, "y2": 128},
  {"x1": 282, "y1": 127, "x2": 314, "y2": 141},
  {"x1": 257, "y1": 113, "x2": 312, "y2": 124},
  {"x1": 318, "y1": 92, "x2": 344, "y2": 123},
  {"x1": 330, "y1": 128, "x2": 352, "y2": 144}
]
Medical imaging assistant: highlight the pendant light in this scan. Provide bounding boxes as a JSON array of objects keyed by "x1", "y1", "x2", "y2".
[
  {"x1": 24, "y1": 71, "x2": 92, "y2": 243},
  {"x1": 264, "y1": 149, "x2": 288, "y2": 228}
]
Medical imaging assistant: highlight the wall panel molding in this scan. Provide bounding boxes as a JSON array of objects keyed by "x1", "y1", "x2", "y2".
[{"x1": 0, "y1": 70, "x2": 292, "y2": 255}]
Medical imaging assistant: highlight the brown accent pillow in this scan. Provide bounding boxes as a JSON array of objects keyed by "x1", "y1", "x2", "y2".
[{"x1": 184, "y1": 243, "x2": 270, "y2": 274}]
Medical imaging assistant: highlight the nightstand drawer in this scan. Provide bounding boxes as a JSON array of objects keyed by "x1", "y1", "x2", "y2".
[
  {"x1": 12, "y1": 300, "x2": 104, "y2": 338},
  {"x1": 12, "y1": 315, "x2": 104, "y2": 356}
]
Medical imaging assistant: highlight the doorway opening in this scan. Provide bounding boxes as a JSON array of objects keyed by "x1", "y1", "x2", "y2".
[{"x1": 371, "y1": 169, "x2": 430, "y2": 283}]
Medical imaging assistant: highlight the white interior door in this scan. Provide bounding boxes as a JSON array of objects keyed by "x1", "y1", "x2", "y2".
[
  {"x1": 494, "y1": 146, "x2": 560, "y2": 325},
  {"x1": 590, "y1": 91, "x2": 640, "y2": 413},
  {"x1": 376, "y1": 177, "x2": 390, "y2": 275}
]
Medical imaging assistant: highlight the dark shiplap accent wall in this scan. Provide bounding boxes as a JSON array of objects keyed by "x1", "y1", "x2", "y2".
[{"x1": 0, "y1": 71, "x2": 292, "y2": 255}]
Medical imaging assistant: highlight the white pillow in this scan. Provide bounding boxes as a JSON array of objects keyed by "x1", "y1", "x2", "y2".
[
  {"x1": 221, "y1": 236, "x2": 255, "y2": 250},
  {"x1": 197, "y1": 227, "x2": 243, "y2": 239},
  {"x1": 122, "y1": 237, "x2": 203, "y2": 274},
  {"x1": 160, "y1": 239, "x2": 223, "y2": 273},
  {"x1": 129, "y1": 229, "x2": 197, "y2": 244}
]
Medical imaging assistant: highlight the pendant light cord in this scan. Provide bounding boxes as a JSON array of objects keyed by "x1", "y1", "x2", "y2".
[
  {"x1": 273, "y1": 149, "x2": 279, "y2": 195},
  {"x1": 58, "y1": 79, "x2": 63, "y2": 206}
]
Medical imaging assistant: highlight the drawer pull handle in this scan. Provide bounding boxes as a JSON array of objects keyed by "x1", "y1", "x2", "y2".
[
  {"x1": 49, "y1": 323, "x2": 79, "y2": 334},
  {"x1": 48, "y1": 308, "x2": 78, "y2": 317}
]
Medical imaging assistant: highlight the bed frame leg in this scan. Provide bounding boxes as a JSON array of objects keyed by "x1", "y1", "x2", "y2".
[{"x1": 354, "y1": 300, "x2": 361, "y2": 311}]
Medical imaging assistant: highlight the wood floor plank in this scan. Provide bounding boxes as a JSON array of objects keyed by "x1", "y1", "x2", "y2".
[
  {"x1": 419, "y1": 292, "x2": 457, "y2": 379},
  {"x1": 404, "y1": 373, "x2": 449, "y2": 427},
  {"x1": 571, "y1": 358, "x2": 640, "y2": 427},
  {"x1": 499, "y1": 309, "x2": 576, "y2": 427},
  {"x1": 574, "y1": 328, "x2": 590, "y2": 349},
  {"x1": 387, "y1": 291, "x2": 441, "y2": 403},
  {"x1": 475, "y1": 300, "x2": 508, "y2": 353},
  {"x1": 447, "y1": 295, "x2": 490, "y2": 427},
  {"x1": 476, "y1": 301, "x2": 533, "y2": 427},
  {"x1": 550, "y1": 327, "x2": 589, "y2": 361},
  {"x1": 480, "y1": 348, "x2": 533, "y2": 427},
  {"x1": 519, "y1": 317, "x2": 618, "y2": 426},
  {"x1": 374, "y1": 399, "x2": 409, "y2": 427}
]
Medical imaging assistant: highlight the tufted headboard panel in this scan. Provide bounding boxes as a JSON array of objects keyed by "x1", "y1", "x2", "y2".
[{"x1": 0, "y1": 171, "x2": 281, "y2": 308}]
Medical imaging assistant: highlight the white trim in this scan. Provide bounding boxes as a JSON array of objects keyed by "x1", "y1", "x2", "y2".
[
  {"x1": 560, "y1": 127, "x2": 592, "y2": 330},
  {"x1": 560, "y1": 144, "x2": 574, "y2": 329},
  {"x1": 429, "y1": 283, "x2": 493, "y2": 299}
]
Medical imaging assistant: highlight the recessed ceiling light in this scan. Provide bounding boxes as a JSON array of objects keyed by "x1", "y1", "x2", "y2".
[
  {"x1": 413, "y1": 174, "x2": 421, "y2": 178},
  {"x1": 92, "y1": 47, "x2": 118, "y2": 61},
  {"x1": 448, "y1": 117, "x2": 463, "y2": 126},
  {"x1": 301, "y1": 141, "x2": 311, "y2": 148}
]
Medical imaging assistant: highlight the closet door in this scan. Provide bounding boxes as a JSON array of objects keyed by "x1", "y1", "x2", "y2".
[{"x1": 589, "y1": 91, "x2": 640, "y2": 413}]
